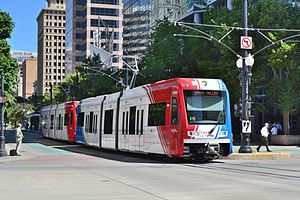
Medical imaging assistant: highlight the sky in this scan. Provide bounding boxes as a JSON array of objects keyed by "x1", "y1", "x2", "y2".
[{"x1": 0, "y1": 0, "x2": 46, "y2": 53}]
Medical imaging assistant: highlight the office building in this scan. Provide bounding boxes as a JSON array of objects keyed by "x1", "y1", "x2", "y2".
[
  {"x1": 11, "y1": 51, "x2": 37, "y2": 97},
  {"x1": 37, "y1": 0, "x2": 66, "y2": 95},
  {"x1": 22, "y1": 58, "x2": 38, "y2": 99},
  {"x1": 123, "y1": 0, "x2": 186, "y2": 58},
  {"x1": 65, "y1": 0, "x2": 123, "y2": 74}
]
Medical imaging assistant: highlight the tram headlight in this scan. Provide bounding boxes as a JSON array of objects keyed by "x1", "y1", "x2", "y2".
[{"x1": 219, "y1": 131, "x2": 228, "y2": 137}]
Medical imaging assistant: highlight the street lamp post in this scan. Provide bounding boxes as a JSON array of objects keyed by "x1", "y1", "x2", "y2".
[
  {"x1": 238, "y1": 0, "x2": 253, "y2": 153},
  {"x1": 0, "y1": 69, "x2": 7, "y2": 156}
]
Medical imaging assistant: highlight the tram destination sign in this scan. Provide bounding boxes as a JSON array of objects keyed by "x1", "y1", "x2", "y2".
[
  {"x1": 193, "y1": 91, "x2": 221, "y2": 96},
  {"x1": 0, "y1": 96, "x2": 7, "y2": 103}
]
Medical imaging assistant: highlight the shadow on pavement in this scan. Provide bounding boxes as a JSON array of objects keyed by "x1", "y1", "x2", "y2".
[{"x1": 5, "y1": 129, "x2": 209, "y2": 164}]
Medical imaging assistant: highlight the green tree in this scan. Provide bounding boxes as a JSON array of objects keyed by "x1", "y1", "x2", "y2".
[
  {"x1": 138, "y1": 18, "x2": 188, "y2": 86},
  {"x1": 6, "y1": 102, "x2": 34, "y2": 126},
  {"x1": 0, "y1": 11, "x2": 18, "y2": 105},
  {"x1": 51, "y1": 54, "x2": 122, "y2": 104},
  {"x1": 140, "y1": 0, "x2": 300, "y2": 135},
  {"x1": 267, "y1": 41, "x2": 299, "y2": 134}
]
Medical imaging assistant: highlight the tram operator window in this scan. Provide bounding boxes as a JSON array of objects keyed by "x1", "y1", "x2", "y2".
[
  {"x1": 171, "y1": 97, "x2": 178, "y2": 125},
  {"x1": 184, "y1": 90, "x2": 226, "y2": 125}
]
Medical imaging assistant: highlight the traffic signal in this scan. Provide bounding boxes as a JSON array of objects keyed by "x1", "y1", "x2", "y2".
[{"x1": 234, "y1": 102, "x2": 243, "y2": 118}]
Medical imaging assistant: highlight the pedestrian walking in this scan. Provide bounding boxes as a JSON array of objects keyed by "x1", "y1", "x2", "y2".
[
  {"x1": 257, "y1": 123, "x2": 272, "y2": 152},
  {"x1": 15, "y1": 123, "x2": 24, "y2": 156},
  {"x1": 276, "y1": 122, "x2": 282, "y2": 134}
]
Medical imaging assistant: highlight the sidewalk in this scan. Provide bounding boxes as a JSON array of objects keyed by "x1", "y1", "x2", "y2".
[{"x1": 223, "y1": 145, "x2": 299, "y2": 160}]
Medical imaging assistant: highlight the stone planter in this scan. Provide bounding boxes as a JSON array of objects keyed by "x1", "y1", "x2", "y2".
[{"x1": 271, "y1": 135, "x2": 300, "y2": 145}]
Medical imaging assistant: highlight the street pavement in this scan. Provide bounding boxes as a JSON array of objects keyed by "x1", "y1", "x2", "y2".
[{"x1": 1, "y1": 129, "x2": 300, "y2": 200}]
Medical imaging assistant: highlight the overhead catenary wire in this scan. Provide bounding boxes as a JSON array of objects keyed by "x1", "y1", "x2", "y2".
[
  {"x1": 178, "y1": 22, "x2": 300, "y2": 32},
  {"x1": 176, "y1": 21, "x2": 300, "y2": 59}
]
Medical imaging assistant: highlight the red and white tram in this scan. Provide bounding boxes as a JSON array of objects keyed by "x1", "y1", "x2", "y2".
[
  {"x1": 40, "y1": 101, "x2": 78, "y2": 142},
  {"x1": 40, "y1": 78, "x2": 233, "y2": 160}
]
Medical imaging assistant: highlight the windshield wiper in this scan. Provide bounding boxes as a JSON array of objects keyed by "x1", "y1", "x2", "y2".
[{"x1": 208, "y1": 112, "x2": 224, "y2": 134}]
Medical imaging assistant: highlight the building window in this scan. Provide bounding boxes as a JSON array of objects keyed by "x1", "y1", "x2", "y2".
[
  {"x1": 91, "y1": 7, "x2": 119, "y2": 16},
  {"x1": 91, "y1": 19, "x2": 118, "y2": 28},
  {"x1": 75, "y1": 56, "x2": 86, "y2": 62},
  {"x1": 91, "y1": 0, "x2": 118, "y2": 5},
  {"x1": 113, "y1": 43, "x2": 119, "y2": 51}
]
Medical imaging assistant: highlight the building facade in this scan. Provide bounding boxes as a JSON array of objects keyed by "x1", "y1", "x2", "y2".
[
  {"x1": 37, "y1": 0, "x2": 66, "y2": 95},
  {"x1": 123, "y1": 0, "x2": 151, "y2": 57},
  {"x1": 123, "y1": 0, "x2": 187, "y2": 58},
  {"x1": 22, "y1": 58, "x2": 38, "y2": 99},
  {"x1": 150, "y1": 0, "x2": 186, "y2": 27},
  {"x1": 11, "y1": 51, "x2": 37, "y2": 97},
  {"x1": 65, "y1": 0, "x2": 123, "y2": 74}
]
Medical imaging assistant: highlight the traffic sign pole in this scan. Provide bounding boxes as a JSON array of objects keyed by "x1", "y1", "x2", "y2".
[
  {"x1": 0, "y1": 69, "x2": 7, "y2": 156},
  {"x1": 239, "y1": 0, "x2": 253, "y2": 153}
]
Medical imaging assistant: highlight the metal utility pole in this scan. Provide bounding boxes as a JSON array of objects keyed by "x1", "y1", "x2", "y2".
[
  {"x1": 239, "y1": 0, "x2": 252, "y2": 153},
  {"x1": 0, "y1": 69, "x2": 7, "y2": 156}
]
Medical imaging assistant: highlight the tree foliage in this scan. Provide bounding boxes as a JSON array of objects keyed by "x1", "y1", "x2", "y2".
[
  {"x1": 138, "y1": 0, "x2": 300, "y2": 134},
  {"x1": 0, "y1": 11, "x2": 18, "y2": 104},
  {"x1": 0, "y1": 10, "x2": 20, "y2": 124},
  {"x1": 50, "y1": 54, "x2": 123, "y2": 104},
  {"x1": 6, "y1": 102, "x2": 34, "y2": 125}
]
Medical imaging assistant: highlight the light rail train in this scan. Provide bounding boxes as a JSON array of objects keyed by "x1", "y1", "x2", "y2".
[{"x1": 40, "y1": 78, "x2": 233, "y2": 160}]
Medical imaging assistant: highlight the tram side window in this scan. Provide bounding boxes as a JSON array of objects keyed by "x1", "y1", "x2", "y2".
[
  {"x1": 89, "y1": 112, "x2": 94, "y2": 133},
  {"x1": 171, "y1": 97, "x2": 178, "y2": 125},
  {"x1": 85, "y1": 115, "x2": 89, "y2": 132},
  {"x1": 57, "y1": 114, "x2": 62, "y2": 130},
  {"x1": 50, "y1": 115, "x2": 54, "y2": 129},
  {"x1": 64, "y1": 114, "x2": 69, "y2": 126},
  {"x1": 93, "y1": 115, "x2": 97, "y2": 134},
  {"x1": 141, "y1": 110, "x2": 144, "y2": 135},
  {"x1": 56, "y1": 116, "x2": 59, "y2": 130},
  {"x1": 77, "y1": 112, "x2": 84, "y2": 127},
  {"x1": 136, "y1": 110, "x2": 140, "y2": 135},
  {"x1": 129, "y1": 106, "x2": 136, "y2": 135},
  {"x1": 148, "y1": 103, "x2": 166, "y2": 126},
  {"x1": 44, "y1": 116, "x2": 48, "y2": 129},
  {"x1": 122, "y1": 112, "x2": 125, "y2": 135},
  {"x1": 104, "y1": 109, "x2": 113, "y2": 134}
]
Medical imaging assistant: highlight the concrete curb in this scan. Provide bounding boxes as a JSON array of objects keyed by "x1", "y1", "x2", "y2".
[{"x1": 223, "y1": 152, "x2": 291, "y2": 160}]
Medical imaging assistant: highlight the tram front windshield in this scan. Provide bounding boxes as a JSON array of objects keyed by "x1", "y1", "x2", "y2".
[{"x1": 184, "y1": 90, "x2": 226, "y2": 125}]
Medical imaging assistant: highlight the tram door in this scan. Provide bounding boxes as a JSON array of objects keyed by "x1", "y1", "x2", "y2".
[
  {"x1": 136, "y1": 106, "x2": 145, "y2": 152},
  {"x1": 121, "y1": 108, "x2": 130, "y2": 150},
  {"x1": 121, "y1": 105, "x2": 145, "y2": 152}
]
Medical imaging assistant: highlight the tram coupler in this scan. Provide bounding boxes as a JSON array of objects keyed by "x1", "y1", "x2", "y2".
[{"x1": 204, "y1": 143, "x2": 221, "y2": 159}]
